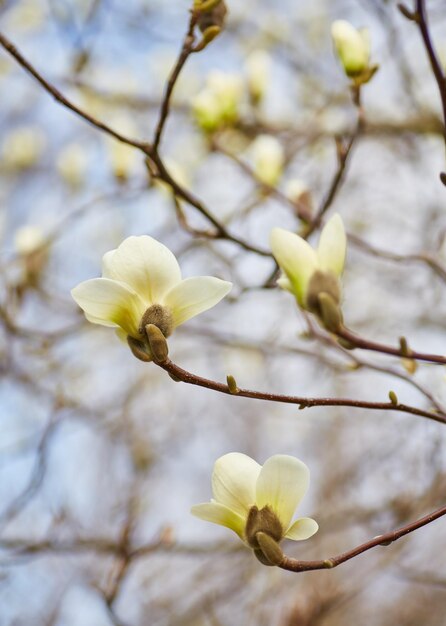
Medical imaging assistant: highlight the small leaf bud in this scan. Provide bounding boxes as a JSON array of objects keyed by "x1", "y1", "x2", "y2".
[
  {"x1": 388, "y1": 390, "x2": 398, "y2": 406},
  {"x1": 226, "y1": 374, "x2": 239, "y2": 394},
  {"x1": 399, "y1": 336, "x2": 410, "y2": 357}
]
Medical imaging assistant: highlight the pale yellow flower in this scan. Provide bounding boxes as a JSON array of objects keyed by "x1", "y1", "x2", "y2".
[
  {"x1": 71, "y1": 236, "x2": 232, "y2": 355},
  {"x1": 192, "y1": 453, "x2": 318, "y2": 550},
  {"x1": 270, "y1": 214, "x2": 346, "y2": 312},
  {"x1": 331, "y1": 20, "x2": 371, "y2": 78},
  {"x1": 192, "y1": 71, "x2": 243, "y2": 132},
  {"x1": 250, "y1": 135, "x2": 284, "y2": 187}
]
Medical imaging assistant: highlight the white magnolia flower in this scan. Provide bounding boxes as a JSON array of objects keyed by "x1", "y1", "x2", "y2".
[
  {"x1": 331, "y1": 20, "x2": 371, "y2": 78},
  {"x1": 2, "y1": 126, "x2": 46, "y2": 171},
  {"x1": 14, "y1": 225, "x2": 46, "y2": 256},
  {"x1": 192, "y1": 71, "x2": 244, "y2": 132},
  {"x1": 56, "y1": 143, "x2": 87, "y2": 188},
  {"x1": 251, "y1": 135, "x2": 285, "y2": 187},
  {"x1": 245, "y1": 49, "x2": 271, "y2": 103},
  {"x1": 191, "y1": 453, "x2": 318, "y2": 551},
  {"x1": 71, "y1": 236, "x2": 232, "y2": 354},
  {"x1": 270, "y1": 214, "x2": 346, "y2": 313}
]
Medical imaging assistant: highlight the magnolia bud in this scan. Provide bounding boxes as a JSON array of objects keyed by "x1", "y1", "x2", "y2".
[
  {"x1": 245, "y1": 505, "x2": 283, "y2": 548},
  {"x1": 306, "y1": 270, "x2": 341, "y2": 315},
  {"x1": 318, "y1": 292, "x2": 343, "y2": 332},
  {"x1": 255, "y1": 532, "x2": 284, "y2": 566},
  {"x1": 127, "y1": 336, "x2": 152, "y2": 362},
  {"x1": 226, "y1": 374, "x2": 239, "y2": 394},
  {"x1": 388, "y1": 391, "x2": 398, "y2": 406},
  {"x1": 331, "y1": 20, "x2": 370, "y2": 78},
  {"x1": 145, "y1": 324, "x2": 169, "y2": 363}
]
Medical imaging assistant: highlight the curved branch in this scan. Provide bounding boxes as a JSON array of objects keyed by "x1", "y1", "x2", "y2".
[
  {"x1": 154, "y1": 358, "x2": 446, "y2": 425},
  {"x1": 280, "y1": 502, "x2": 446, "y2": 572},
  {"x1": 338, "y1": 327, "x2": 446, "y2": 366}
]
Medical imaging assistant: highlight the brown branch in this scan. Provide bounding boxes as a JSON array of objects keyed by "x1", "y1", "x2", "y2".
[
  {"x1": 0, "y1": 32, "x2": 151, "y2": 154},
  {"x1": 0, "y1": 29, "x2": 270, "y2": 258},
  {"x1": 338, "y1": 326, "x2": 446, "y2": 366},
  {"x1": 415, "y1": 0, "x2": 446, "y2": 142},
  {"x1": 152, "y1": 12, "x2": 198, "y2": 151},
  {"x1": 279, "y1": 502, "x2": 446, "y2": 572},
  {"x1": 154, "y1": 358, "x2": 446, "y2": 425}
]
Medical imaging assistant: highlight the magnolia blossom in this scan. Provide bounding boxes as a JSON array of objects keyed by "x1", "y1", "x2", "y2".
[
  {"x1": 192, "y1": 71, "x2": 243, "y2": 132},
  {"x1": 331, "y1": 20, "x2": 371, "y2": 78},
  {"x1": 2, "y1": 126, "x2": 46, "y2": 170},
  {"x1": 245, "y1": 49, "x2": 271, "y2": 103},
  {"x1": 56, "y1": 143, "x2": 87, "y2": 188},
  {"x1": 71, "y1": 236, "x2": 232, "y2": 356},
  {"x1": 14, "y1": 225, "x2": 46, "y2": 256},
  {"x1": 270, "y1": 214, "x2": 346, "y2": 319},
  {"x1": 250, "y1": 135, "x2": 285, "y2": 187},
  {"x1": 191, "y1": 453, "x2": 318, "y2": 555}
]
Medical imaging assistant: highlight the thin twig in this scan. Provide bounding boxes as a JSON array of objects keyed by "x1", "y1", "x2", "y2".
[
  {"x1": 280, "y1": 502, "x2": 446, "y2": 572},
  {"x1": 0, "y1": 32, "x2": 151, "y2": 153},
  {"x1": 154, "y1": 358, "x2": 446, "y2": 425},
  {"x1": 153, "y1": 12, "x2": 198, "y2": 151},
  {"x1": 338, "y1": 326, "x2": 446, "y2": 366}
]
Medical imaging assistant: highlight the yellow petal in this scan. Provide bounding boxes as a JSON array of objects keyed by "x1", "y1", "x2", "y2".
[
  {"x1": 317, "y1": 214, "x2": 346, "y2": 277},
  {"x1": 102, "y1": 236, "x2": 182, "y2": 305},
  {"x1": 71, "y1": 277, "x2": 145, "y2": 338},
  {"x1": 191, "y1": 501, "x2": 245, "y2": 539},
  {"x1": 163, "y1": 276, "x2": 232, "y2": 327},
  {"x1": 285, "y1": 517, "x2": 318, "y2": 541},
  {"x1": 256, "y1": 455, "x2": 310, "y2": 531},
  {"x1": 212, "y1": 452, "x2": 261, "y2": 517},
  {"x1": 270, "y1": 228, "x2": 317, "y2": 305}
]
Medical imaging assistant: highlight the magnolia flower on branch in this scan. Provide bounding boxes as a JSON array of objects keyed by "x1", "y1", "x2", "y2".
[
  {"x1": 191, "y1": 453, "x2": 318, "y2": 566},
  {"x1": 331, "y1": 20, "x2": 378, "y2": 86},
  {"x1": 71, "y1": 235, "x2": 232, "y2": 360},
  {"x1": 270, "y1": 214, "x2": 346, "y2": 331}
]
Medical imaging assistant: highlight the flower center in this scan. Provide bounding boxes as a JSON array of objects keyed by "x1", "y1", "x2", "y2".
[
  {"x1": 139, "y1": 304, "x2": 174, "y2": 338},
  {"x1": 244, "y1": 505, "x2": 283, "y2": 549},
  {"x1": 306, "y1": 269, "x2": 340, "y2": 315}
]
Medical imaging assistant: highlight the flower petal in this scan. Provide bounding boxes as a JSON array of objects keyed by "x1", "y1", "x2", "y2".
[
  {"x1": 270, "y1": 228, "x2": 317, "y2": 305},
  {"x1": 285, "y1": 517, "x2": 319, "y2": 541},
  {"x1": 71, "y1": 277, "x2": 145, "y2": 338},
  {"x1": 255, "y1": 455, "x2": 310, "y2": 531},
  {"x1": 317, "y1": 214, "x2": 346, "y2": 277},
  {"x1": 102, "y1": 236, "x2": 182, "y2": 305},
  {"x1": 163, "y1": 276, "x2": 232, "y2": 327},
  {"x1": 211, "y1": 452, "x2": 261, "y2": 517},
  {"x1": 190, "y1": 501, "x2": 245, "y2": 539}
]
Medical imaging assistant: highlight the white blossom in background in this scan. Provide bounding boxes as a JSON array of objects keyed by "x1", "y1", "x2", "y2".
[
  {"x1": 270, "y1": 214, "x2": 346, "y2": 320},
  {"x1": 245, "y1": 49, "x2": 271, "y2": 103},
  {"x1": 2, "y1": 126, "x2": 46, "y2": 171},
  {"x1": 331, "y1": 20, "x2": 371, "y2": 78},
  {"x1": 56, "y1": 143, "x2": 87, "y2": 189},
  {"x1": 71, "y1": 235, "x2": 232, "y2": 356},
  {"x1": 192, "y1": 71, "x2": 244, "y2": 132},
  {"x1": 250, "y1": 135, "x2": 285, "y2": 187},
  {"x1": 192, "y1": 453, "x2": 318, "y2": 559},
  {"x1": 14, "y1": 225, "x2": 46, "y2": 256}
]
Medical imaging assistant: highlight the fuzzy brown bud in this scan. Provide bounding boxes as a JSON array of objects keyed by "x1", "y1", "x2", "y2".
[
  {"x1": 245, "y1": 505, "x2": 283, "y2": 549},
  {"x1": 255, "y1": 532, "x2": 284, "y2": 566},
  {"x1": 145, "y1": 324, "x2": 169, "y2": 363}
]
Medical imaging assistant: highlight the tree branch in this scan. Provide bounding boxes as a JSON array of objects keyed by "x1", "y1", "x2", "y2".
[
  {"x1": 280, "y1": 502, "x2": 446, "y2": 572},
  {"x1": 154, "y1": 357, "x2": 446, "y2": 425}
]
